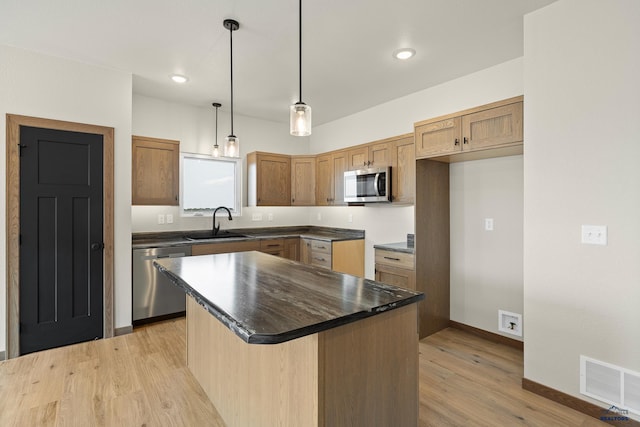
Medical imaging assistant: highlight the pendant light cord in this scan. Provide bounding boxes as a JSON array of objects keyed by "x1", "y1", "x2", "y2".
[
  {"x1": 298, "y1": 0, "x2": 302, "y2": 103},
  {"x1": 215, "y1": 106, "x2": 218, "y2": 146},
  {"x1": 229, "y1": 25, "x2": 234, "y2": 135}
]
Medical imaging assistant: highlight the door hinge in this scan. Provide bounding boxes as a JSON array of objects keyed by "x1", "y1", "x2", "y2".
[
  {"x1": 18, "y1": 144, "x2": 27, "y2": 156},
  {"x1": 19, "y1": 234, "x2": 22, "y2": 245}
]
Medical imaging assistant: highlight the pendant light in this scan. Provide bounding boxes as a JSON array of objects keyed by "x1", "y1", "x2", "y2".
[
  {"x1": 290, "y1": 0, "x2": 311, "y2": 136},
  {"x1": 212, "y1": 102, "x2": 221, "y2": 157},
  {"x1": 223, "y1": 19, "x2": 240, "y2": 158}
]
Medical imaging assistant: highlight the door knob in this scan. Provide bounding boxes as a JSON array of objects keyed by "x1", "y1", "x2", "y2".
[{"x1": 91, "y1": 242, "x2": 104, "y2": 251}]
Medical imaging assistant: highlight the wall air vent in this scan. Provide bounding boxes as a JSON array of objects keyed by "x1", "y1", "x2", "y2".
[{"x1": 580, "y1": 355, "x2": 640, "y2": 418}]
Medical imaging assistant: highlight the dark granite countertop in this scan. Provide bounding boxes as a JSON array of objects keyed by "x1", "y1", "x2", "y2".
[
  {"x1": 373, "y1": 241, "x2": 415, "y2": 254},
  {"x1": 154, "y1": 251, "x2": 423, "y2": 344},
  {"x1": 133, "y1": 226, "x2": 364, "y2": 249}
]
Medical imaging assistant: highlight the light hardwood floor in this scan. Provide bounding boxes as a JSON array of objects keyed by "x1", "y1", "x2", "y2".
[{"x1": 0, "y1": 318, "x2": 607, "y2": 426}]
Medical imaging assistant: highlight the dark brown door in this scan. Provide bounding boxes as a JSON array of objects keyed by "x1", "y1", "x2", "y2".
[{"x1": 19, "y1": 126, "x2": 104, "y2": 355}]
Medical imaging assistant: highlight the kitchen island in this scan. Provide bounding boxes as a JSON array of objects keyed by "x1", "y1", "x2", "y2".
[{"x1": 154, "y1": 251, "x2": 423, "y2": 427}]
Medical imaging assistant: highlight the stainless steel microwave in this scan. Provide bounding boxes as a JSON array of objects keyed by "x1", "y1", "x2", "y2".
[{"x1": 344, "y1": 167, "x2": 391, "y2": 203}]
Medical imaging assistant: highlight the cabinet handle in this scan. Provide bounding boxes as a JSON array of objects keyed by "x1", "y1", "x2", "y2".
[
  {"x1": 463, "y1": 137, "x2": 468, "y2": 144},
  {"x1": 314, "y1": 257, "x2": 326, "y2": 262},
  {"x1": 266, "y1": 244, "x2": 280, "y2": 247},
  {"x1": 454, "y1": 138, "x2": 459, "y2": 146},
  {"x1": 383, "y1": 256, "x2": 401, "y2": 261},
  {"x1": 292, "y1": 198, "x2": 295, "y2": 202}
]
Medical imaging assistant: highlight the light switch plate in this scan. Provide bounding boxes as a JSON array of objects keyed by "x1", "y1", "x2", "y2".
[
  {"x1": 157, "y1": 214, "x2": 165, "y2": 225},
  {"x1": 166, "y1": 214, "x2": 173, "y2": 224},
  {"x1": 267, "y1": 213, "x2": 273, "y2": 221},
  {"x1": 581, "y1": 225, "x2": 607, "y2": 245},
  {"x1": 252, "y1": 213, "x2": 263, "y2": 221}
]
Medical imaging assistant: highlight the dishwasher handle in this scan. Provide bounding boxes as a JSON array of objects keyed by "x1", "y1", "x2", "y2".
[{"x1": 140, "y1": 252, "x2": 188, "y2": 261}]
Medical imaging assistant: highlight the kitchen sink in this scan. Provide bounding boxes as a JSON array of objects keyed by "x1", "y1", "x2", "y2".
[{"x1": 183, "y1": 232, "x2": 249, "y2": 241}]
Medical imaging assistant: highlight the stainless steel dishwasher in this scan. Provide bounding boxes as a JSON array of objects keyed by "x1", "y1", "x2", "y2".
[{"x1": 132, "y1": 246, "x2": 191, "y2": 324}]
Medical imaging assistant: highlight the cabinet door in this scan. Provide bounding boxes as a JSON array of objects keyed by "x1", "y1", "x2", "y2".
[
  {"x1": 300, "y1": 238, "x2": 312, "y2": 264},
  {"x1": 347, "y1": 146, "x2": 369, "y2": 170},
  {"x1": 315, "y1": 154, "x2": 333, "y2": 206},
  {"x1": 191, "y1": 240, "x2": 260, "y2": 256},
  {"x1": 368, "y1": 142, "x2": 391, "y2": 167},
  {"x1": 414, "y1": 117, "x2": 461, "y2": 159},
  {"x1": 375, "y1": 264, "x2": 416, "y2": 290},
  {"x1": 332, "y1": 151, "x2": 348, "y2": 206},
  {"x1": 291, "y1": 156, "x2": 316, "y2": 206},
  {"x1": 284, "y1": 238, "x2": 300, "y2": 261},
  {"x1": 461, "y1": 101, "x2": 523, "y2": 151},
  {"x1": 332, "y1": 239, "x2": 364, "y2": 277},
  {"x1": 132, "y1": 136, "x2": 180, "y2": 205},
  {"x1": 256, "y1": 153, "x2": 291, "y2": 206},
  {"x1": 391, "y1": 136, "x2": 415, "y2": 204}
]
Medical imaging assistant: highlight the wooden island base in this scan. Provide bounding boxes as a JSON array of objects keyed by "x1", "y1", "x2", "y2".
[{"x1": 186, "y1": 296, "x2": 419, "y2": 426}]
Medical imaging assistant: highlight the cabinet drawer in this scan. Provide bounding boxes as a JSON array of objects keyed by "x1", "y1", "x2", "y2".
[
  {"x1": 310, "y1": 252, "x2": 332, "y2": 269},
  {"x1": 374, "y1": 249, "x2": 414, "y2": 270},
  {"x1": 260, "y1": 239, "x2": 284, "y2": 251},
  {"x1": 310, "y1": 240, "x2": 331, "y2": 254}
]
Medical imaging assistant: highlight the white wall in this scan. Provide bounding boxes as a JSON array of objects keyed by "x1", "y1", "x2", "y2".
[
  {"x1": 523, "y1": 0, "x2": 640, "y2": 412},
  {"x1": 0, "y1": 45, "x2": 133, "y2": 352},
  {"x1": 131, "y1": 94, "x2": 310, "y2": 233},
  {"x1": 450, "y1": 155, "x2": 524, "y2": 340},
  {"x1": 312, "y1": 59, "x2": 525, "y2": 320}
]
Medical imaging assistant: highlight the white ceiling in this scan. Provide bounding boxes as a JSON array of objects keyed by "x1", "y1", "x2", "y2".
[{"x1": 0, "y1": 0, "x2": 555, "y2": 126}]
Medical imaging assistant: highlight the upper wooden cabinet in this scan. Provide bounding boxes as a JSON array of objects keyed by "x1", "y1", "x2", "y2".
[
  {"x1": 347, "y1": 146, "x2": 369, "y2": 170},
  {"x1": 415, "y1": 96, "x2": 523, "y2": 162},
  {"x1": 368, "y1": 142, "x2": 391, "y2": 167},
  {"x1": 247, "y1": 152, "x2": 291, "y2": 206},
  {"x1": 315, "y1": 154, "x2": 333, "y2": 206},
  {"x1": 316, "y1": 151, "x2": 348, "y2": 206},
  {"x1": 331, "y1": 151, "x2": 348, "y2": 206},
  {"x1": 390, "y1": 134, "x2": 415, "y2": 204},
  {"x1": 291, "y1": 156, "x2": 316, "y2": 206},
  {"x1": 132, "y1": 135, "x2": 180, "y2": 206}
]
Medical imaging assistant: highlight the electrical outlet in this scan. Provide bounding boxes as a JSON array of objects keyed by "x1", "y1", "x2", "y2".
[
  {"x1": 166, "y1": 214, "x2": 173, "y2": 224},
  {"x1": 267, "y1": 213, "x2": 273, "y2": 221},
  {"x1": 157, "y1": 214, "x2": 165, "y2": 225},
  {"x1": 498, "y1": 310, "x2": 522, "y2": 337},
  {"x1": 581, "y1": 225, "x2": 607, "y2": 245},
  {"x1": 252, "y1": 213, "x2": 263, "y2": 221},
  {"x1": 317, "y1": 212, "x2": 322, "y2": 221},
  {"x1": 484, "y1": 218, "x2": 494, "y2": 231}
]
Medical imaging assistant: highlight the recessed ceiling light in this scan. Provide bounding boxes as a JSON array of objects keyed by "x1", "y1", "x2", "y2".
[
  {"x1": 170, "y1": 74, "x2": 189, "y2": 83},
  {"x1": 393, "y1": 48, "x2": 416, "y2": 60}
]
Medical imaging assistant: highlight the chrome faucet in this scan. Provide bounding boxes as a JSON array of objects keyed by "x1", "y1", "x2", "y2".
[{"x1": 212, "y1": 206, "x2": 233, "y2": 235}]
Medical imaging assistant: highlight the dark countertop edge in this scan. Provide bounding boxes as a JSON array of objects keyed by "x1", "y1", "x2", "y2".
[
  {"x1": 373, "y1": 242, "x2": 415, "y2": 254},
  {"x1": 133, "y1": 226, "x2": 365, "y2": 249},
  {"x1": 154, "y1": 262, "x2": 424, "y2": 345}
]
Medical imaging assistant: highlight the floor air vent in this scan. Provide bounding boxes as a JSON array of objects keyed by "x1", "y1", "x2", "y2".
[{"x1": 580, "y1": 355, "x2": 640, "y2": 416}]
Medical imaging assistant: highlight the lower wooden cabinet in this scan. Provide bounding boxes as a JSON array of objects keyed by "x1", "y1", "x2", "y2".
[
  {"x1": 374, "y1": 249, "x2": 415, "y2": 291},
  {"x1": 284, "y1": 238, "x2": 300, "y2": 261},
  {"x1": 191, "y1": 240, "x2": 260, "y2": 256},
  {"x1": 259, "y1": 239, "x2": 285, "y2": 257},
  {"x1": 300, "y1": 238, "x2": 364, "y2": 278}
]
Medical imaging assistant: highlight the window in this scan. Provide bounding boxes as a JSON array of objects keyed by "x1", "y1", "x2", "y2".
[{"x1": 181, "y1": 153, "x2": 242, "y2": 216}]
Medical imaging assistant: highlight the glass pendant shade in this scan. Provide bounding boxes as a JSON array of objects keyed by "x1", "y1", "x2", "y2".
[
  {"x1": 290, "y1": 102, "x2": 312, "y2": 136},
  {"x1": 212, "y1": 144, "x2": 220, "y2": 158},
  {"x1": 224, "y1": 135, "x2": 239, "y2": 158}
]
